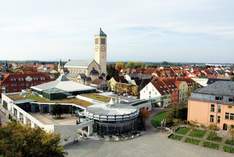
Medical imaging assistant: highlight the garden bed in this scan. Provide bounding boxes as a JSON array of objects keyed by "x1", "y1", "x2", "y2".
[
  {"x1": 225, "y1": 139, "x2": 234, "y2": 146},
  {"x1": 202, "y1": 141, "x2": 219, "y2": 150},
  {"x1": 175, "y1": 127, "x2": 190, "y2": 135},
  {"x1": 207, "y1": 132, "x2": 222, "y2": 142},
  {"x1": 168, "y1": 134, "x2": 183, "y2": 141},
  {"x1": 184, "y1": 138, "x2": 200, "y2": 145},
  {"x1": 189, "y1": 129, "x2": 206, "y2": 138},
  {"x1": 223, "y1": 146, "x2": 234, "y2": 153}
]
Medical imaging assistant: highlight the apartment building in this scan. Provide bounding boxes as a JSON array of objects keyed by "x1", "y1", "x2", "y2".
[{"x1": 188, "y1": 81, "x2": 234, "y2": 130}]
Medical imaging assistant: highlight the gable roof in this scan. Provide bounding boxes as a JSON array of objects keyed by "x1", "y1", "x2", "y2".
[
  {"x1": 151, "y1": 78, "x2": 170, "y2": 95},
  {"x1": 64, "y1": 60, "x2": 94, "y2": 68}
]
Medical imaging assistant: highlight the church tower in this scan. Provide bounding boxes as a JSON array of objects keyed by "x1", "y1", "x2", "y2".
[{"x1": 94, "y1": 28, "x2": 107, "y2": 74}]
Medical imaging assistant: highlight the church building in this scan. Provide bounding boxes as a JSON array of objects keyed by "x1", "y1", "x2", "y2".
[{"x1": 62, "y1": 28, "x2": 107, "y2": 80}]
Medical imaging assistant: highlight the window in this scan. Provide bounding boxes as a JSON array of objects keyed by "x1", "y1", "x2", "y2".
[
  {"x1": 225, "y1": 113, "x2": 229, "y2": 120},
  {"x1": 218, "y1": 104, "x2": 221, "y2": 113},
  {"x1": 217, "y1": 116, "x2": 221, "y2": 123},
  {"x1": 210, "y1": 104, "x2": 215, "y2": 112},
  {"x1": 215, "y1": 96, "x2": 223, "y2": 101},
  {"x1": 229, "y1": 98, "x2": 234, "y2": 102},
  {"x1": 230, "y1": 113, "x2": 234, "y2": 120},
  {"x1": 210, "y1": 115, "x2": 214, "y2": 122}
]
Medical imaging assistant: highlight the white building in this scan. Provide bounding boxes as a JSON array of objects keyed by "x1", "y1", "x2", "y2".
[
  {"x1": 1, "y1": 93, "x2": 94, "y2": 146},
  {"x1": 140, "y1": 81, "x2": 171, "y2": 107}
]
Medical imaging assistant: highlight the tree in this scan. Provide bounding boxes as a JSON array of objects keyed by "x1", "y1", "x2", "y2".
[
  {"x1": 229, "y1": 127, "x2": 234, "y2": 141},
  {"x1": 115, "y1": 62, "x2": 125, "y2": 72},
  {"x1": 106, "y1": 64, "x2": 119, "y2": 79},
  {"x1": 126, "y1": 62, "x2": 145, "y2": 69},
  {"x1": 165, "y1": 110, "x2": 174, "y2": 127},
  {"x1": 208, "y1": 124, "x2": 218, "y2": 138},
  {"x1": 0, "y1": 122, "x2": 66, "y2": 157},
  {"x1": 231, "y1": 76, "x2": 234, "y2": 81}
]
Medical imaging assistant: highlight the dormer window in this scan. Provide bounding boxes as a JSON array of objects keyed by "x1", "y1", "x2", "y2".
[
  {"x1": 215, "y1": 96, "x2": 223, "y2": 101},
  {"x1": 229, "y1": 98, "x2": 234, "y2": 102}
]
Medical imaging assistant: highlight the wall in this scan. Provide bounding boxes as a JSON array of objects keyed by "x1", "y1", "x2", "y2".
[{"x1": 188, "y1": 99, "x2": 210, "y2": 126}]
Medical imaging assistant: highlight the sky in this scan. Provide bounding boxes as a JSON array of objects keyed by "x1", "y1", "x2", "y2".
[{"x1": 0, "y1": 0, "x2": 234, "y2": 63}]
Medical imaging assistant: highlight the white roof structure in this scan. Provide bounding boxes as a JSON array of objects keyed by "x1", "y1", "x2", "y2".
[
  {"x1": 64, "y1": 60, "x2": 93, "y2": 68},
  {"x1": 191, "y1": 78, "x2": 208, "y2": 87},
  {"x1": 86, "y1": 103, "x2": 137, "y2": 116},
  {"x1": 85, "y1": 102, "x2": 139, "y2": 122},
  {"x1": 31, "y1": 74, "x2": 96, "y2": 93}
]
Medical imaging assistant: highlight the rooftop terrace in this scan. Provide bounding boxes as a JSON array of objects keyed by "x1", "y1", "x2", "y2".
[{"x1": 31, "y1": 113, "x2": 77, "y2": 125}]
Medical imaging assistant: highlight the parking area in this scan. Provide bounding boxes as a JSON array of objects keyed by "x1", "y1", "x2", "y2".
[{"x1": 65, "y1": 131, "x2": 233, "y2": 157}]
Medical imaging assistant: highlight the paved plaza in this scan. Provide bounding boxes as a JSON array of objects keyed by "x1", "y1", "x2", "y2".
[{"x1": 65, "y1": 132, "x2": 233, "y2": 157}]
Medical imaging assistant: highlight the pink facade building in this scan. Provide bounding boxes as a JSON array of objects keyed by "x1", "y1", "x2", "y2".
[{"x1": 188, "y1": 81, "x2": 234, "y2": 130}]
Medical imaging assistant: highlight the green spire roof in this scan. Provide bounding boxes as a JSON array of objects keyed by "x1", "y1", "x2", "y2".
[{"x1": 99, "y1": 28, "x2": 107, "y2": 37}]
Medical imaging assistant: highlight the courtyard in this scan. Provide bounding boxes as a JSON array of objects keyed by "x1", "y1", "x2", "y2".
[{"x1": 65, "y1": 131, "x2": 233, "y2": 157}]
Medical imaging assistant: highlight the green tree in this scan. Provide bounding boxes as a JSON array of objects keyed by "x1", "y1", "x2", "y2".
[
  {"x1": 165, "y1": 110, "x2": 174, "y2": 126},
  {"x1": 126, "y1": 61, "x2": 145, "y2": 69},
  {"x1": 0, "y1": 122, "x2": 65, "y2": 157}
]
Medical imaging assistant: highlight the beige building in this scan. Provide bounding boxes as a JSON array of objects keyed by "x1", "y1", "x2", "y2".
[
  {"x1": 64, "y1": 28, "x2": 107, "y2": 77},
  {"x1": 188, "y1": 81, "x2": 234, "y2": 130}
]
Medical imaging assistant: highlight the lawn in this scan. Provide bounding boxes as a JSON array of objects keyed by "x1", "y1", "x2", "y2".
[
  {"x1": 185, "y1": 138, "x2": 200, "y2": 145},
  {"x1": 207, "y1": 132, "x2": 222, "y2": 142},
  {"x1": 175, "y1": 127, "x2": 190, "y2": 135},
  {"x1": 202, "y1": 142, "x2": 220, "y2": 150},
  {"x1": 151, "y1": 112, "x2": 167, "y2": 127},
  {"x1": 169, "y1": 134, "x2": 183, "y2": 141},
  {"x1": 189, "y1": 129, "x2": 207, "y2": 138},
  {"x1": 223, "y1": 146, "x2": 234, "y2": 153},
  {"x1": 225, "y1": 139, "x2": 234, "y2": 146}
]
